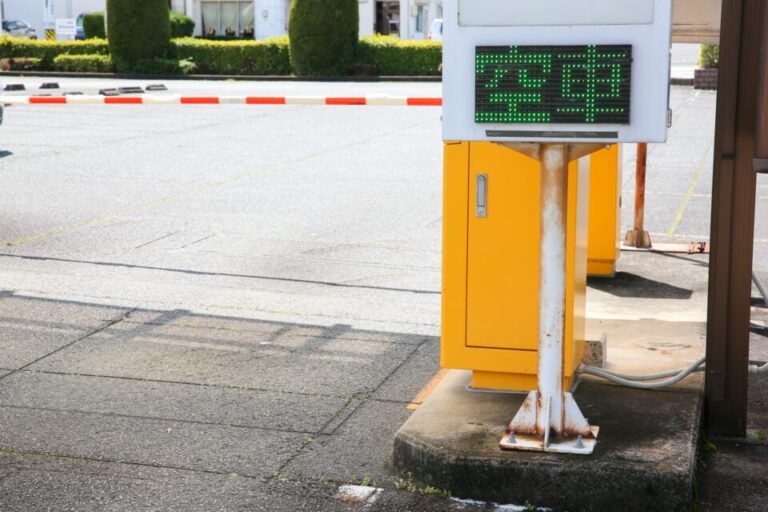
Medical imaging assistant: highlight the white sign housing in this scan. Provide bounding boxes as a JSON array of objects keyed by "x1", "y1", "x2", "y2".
[{"x1": 443, "y1": 0, "x2": 674, "y2": 143}]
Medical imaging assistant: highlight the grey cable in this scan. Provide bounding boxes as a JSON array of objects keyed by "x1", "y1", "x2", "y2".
[
  {"x1": 580, "y1": 356, "x2": 706, "y2": 389},
  {"x1": 754, "y1": 271, "x2": 768, "y2": 307}
]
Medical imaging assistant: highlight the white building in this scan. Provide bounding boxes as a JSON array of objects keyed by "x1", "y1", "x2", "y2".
[
  {"x1": 359, "y1": 0, "x2": 443, "y2": 39},
  {"x1": 1, "y1": 0, "x2": 444, "y2": 41},
  {"x1": 183, "y1": 0, "x2": 443, "y2": 40},
  {"x1": 182, "y1": 0, "x2": 274, "y2": 38}
]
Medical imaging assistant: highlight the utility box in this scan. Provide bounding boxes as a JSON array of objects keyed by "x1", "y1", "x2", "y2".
[
  {"x1": 587, "y1": 145, "x2": 623, "y2": 276},
  {"x1": 441, "y1": 142, "x2": 590, "y2": 391},
  {"x1": 439, "y1": 1, "x2": 674, "y2": 392}
]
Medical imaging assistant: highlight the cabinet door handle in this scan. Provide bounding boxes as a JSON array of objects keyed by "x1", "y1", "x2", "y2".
[{"x1": 476, "y1": 174, "x2": 488, "y2": 218}]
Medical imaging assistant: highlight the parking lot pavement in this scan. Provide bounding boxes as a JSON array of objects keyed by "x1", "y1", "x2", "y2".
[{"x1": 0, "y1": 78, "x2": 766, "y2": 510}]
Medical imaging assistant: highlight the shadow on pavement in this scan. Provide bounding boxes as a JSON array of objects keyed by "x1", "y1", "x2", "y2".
[
  {"x1": 588, "y1": 271, "x2": 694, "y2": 299},
  {"x1": 0, "y1": 291, "x2": 442, "y2": 511}
]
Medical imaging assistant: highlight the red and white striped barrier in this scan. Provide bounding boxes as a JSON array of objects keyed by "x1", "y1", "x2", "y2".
[{"x1": 2, "y1": 95, "x2": 443, "y2": 106}]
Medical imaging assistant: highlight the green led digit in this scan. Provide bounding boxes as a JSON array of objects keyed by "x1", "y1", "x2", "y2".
[
  {"x1": 558, "y1": 45, "x2": 628, "y2": 123},
  {"x1": 477, "y1": 47, "x2": 552, "y2": 123}
]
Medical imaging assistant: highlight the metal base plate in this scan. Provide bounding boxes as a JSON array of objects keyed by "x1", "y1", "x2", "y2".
[{"x1": 500, "y1": 426, "x2": 600, "y2": 455}]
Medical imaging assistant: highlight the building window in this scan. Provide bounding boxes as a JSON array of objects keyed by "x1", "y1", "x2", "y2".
[
  {"x1": 201, "y1": 1, "x2": 255, "y2": 37},
  {"x1": 415, "y1": 5, "x2": 425, "y2": 33}
]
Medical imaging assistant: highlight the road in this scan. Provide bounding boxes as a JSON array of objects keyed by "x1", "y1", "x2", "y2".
[
  {"x1": 1, "y1": 79, "x2": 765, "y2": 315},
  {"x1": 0, "y1": 78, "x2": 445, "y2": 336}
]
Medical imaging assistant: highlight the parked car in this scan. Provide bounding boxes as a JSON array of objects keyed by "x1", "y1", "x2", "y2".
[
  {"x1": 76, "y1": 13, "x2": 85, "y2": 40},
  {"x1": 1, "y1": 20, "x2": 37, "y2": 39},
  {"x1": 428, "y1": 18, "x2": 443, "y2": 42}
]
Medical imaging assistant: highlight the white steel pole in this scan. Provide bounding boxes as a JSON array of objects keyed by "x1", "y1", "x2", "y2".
[
  {"x1": 501, "y1": 143, "x2": 600, "y2": 455},
  {"x1": 537, "y1": 144, "x2": 568, "y2": 435}
]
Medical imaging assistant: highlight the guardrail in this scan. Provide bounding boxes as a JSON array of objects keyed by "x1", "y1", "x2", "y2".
[{"x1": 2, "y1": 95, "x2": 443, "y2": 106}]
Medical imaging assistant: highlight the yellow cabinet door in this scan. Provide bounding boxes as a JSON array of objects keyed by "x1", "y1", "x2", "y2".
[{"x1": 466, "y1": 143, "x2": 541, "y2": 351}]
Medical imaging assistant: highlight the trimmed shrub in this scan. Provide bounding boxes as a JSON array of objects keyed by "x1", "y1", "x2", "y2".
[
  {"x1": 130, "y1": 57, "x2": 197, "y2": 75},
  {"x1": 52, "y1": 54, "x2": 113, "y2": 72},
  {"x1": 0, "y1": 36, "x2": 109, "y2": 66},
  {"x1": 0, "y1": 57, "x2": 43, "y2": 71},
  {"x1": 699, "y1": 44, "x2": 719, "y2": 69},
  {"x1": 0, "y1": 35, "x2": 444, "y2": 76},
  {"x1": 170, "y1": 11, "x2": 195, "y2": 38},
  {"x1": 83, "y1": 12, "x2": 106, "y2": 39},
  {"x1": 289, "y1": 0, "x2": 359, "y2": 76},
  {"x1": 107, "y1": 0, "x2": 171, "y2": 72},
  {"x1": 358, "y1": 35, "x2": 442, "y2": 76},
  {"x1": 171, "y1": 36, "x2": 291, "y2": 75}
]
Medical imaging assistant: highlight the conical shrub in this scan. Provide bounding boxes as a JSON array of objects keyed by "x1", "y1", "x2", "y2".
[
  {"x1": 289, "y1": 0, "x2": 359, "y2": 76},
  {"x1": 107, "y1": 0, "x2": 171, "y2": 72}
]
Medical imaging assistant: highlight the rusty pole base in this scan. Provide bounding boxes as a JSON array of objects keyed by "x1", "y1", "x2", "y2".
[
  {"x1": 623, "y1": 229, "x2": 653, "y2": 249},
  {"x1": 500, "y1": 391, "x2": 600, "y2": 455}
]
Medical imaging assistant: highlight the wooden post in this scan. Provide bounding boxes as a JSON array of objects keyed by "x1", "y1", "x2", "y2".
[
  {"x1": 706, "y1": 0, "x2": 764, "y2": 437},
  {"x1": 624, "y1": 143, "x2": 652, "y2": 248}
]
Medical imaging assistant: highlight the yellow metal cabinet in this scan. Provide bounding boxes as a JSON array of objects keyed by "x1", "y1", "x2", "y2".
[
  {"x1": 587, "y1": 145, "x2": 623, "y2": 277},
  {"x1": 441, "y1": 141, "x2": 589, "y2": 392}
]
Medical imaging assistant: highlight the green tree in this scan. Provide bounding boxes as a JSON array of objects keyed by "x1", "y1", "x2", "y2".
[
  {"x1": 289, "y1": 0, "x2": 359, "y2": 76},
  {"x1": 106, "y1": 0, "x2": 171, "y2": 72}
]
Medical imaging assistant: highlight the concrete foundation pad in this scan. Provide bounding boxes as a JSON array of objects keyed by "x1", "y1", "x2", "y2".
[{"x1": 394, "y1": 370, "x2": 703, "y2": 512}]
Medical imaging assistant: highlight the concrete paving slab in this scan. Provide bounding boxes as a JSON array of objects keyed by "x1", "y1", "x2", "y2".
[
  {"x1": 587, "y1": 318, "x2": 706, "y2": 374},
  {"x1": 0, "y1": 295, "x2": 130, "y2": 369},
  {"x1": 0, "y1": 407, "x2": 305, "y2": 479},
  {"x1": 698, "y1": 444, "x2": 768, "y2": 512},
  {"x1": 0, "y1": 453, "x2": 358, "y2": 512},
  {"x1": 699, "y1": 373, "x2": 768, "y2": 512},
  {"x1": 0, "y1": 322, "x2": 98, "y2": 369},
  {"x1": 373, "y1": 339, "x2": 440, "y2": 403},
  {"x1": 122, "y1": 310, "x2": 429, "y2": 346},
  {"x1": 0, "y1": 371, "x2": 348, "y2": 433},
  {"x1": 394, "y1": 370, "x2": 703, "y2": 512},
  {"x1": 27, "y1": 320, "x2": 419, "y2": 397},
  {"x1": 0, "y1": 293, "x2": 129, "y2": 325},
  {"x1": 283, "y1": 401, "x2": 413, "y2": 486}
]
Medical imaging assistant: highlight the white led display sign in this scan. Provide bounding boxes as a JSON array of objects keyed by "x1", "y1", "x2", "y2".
[{"x1": 444, "y1": 0, "x2": 674, "y2": 143}]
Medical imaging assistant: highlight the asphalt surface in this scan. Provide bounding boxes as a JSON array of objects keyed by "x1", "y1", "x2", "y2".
[{"x1": 0, "y1": 78, "x2": 766, "y2": 510}]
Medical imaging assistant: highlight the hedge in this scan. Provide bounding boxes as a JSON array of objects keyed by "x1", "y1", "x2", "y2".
[
  {"x1": 53, "y1": 54, "x2": 113, "y2": 72},
  {"x1": 358, "y1": 36, "x2": 442, "y2": 76},
  {"x1": 171, "y1": 36, "x2": 291, "y2": 75},
  {"x1": 0, "y1": 36, "x2": 109, "y2": 66},
  {"x1": 0, "y1": 57, "x2": 43, "y2": 71},
  {"x1": 107, "y1": 0, "x2": 171, "y2": 72},
  {"x1": 0, "y1": 35, "x2": 443, "y2": 76},
  {"x1": 289, "y1": 0, "x2": 358, "y2": 76},
  {"x1": 83, "y1": 12, "x2": 106, "y2": 39},
  {"x1": 170, "y1": 11, "x2": 195, "y2": 38}
]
